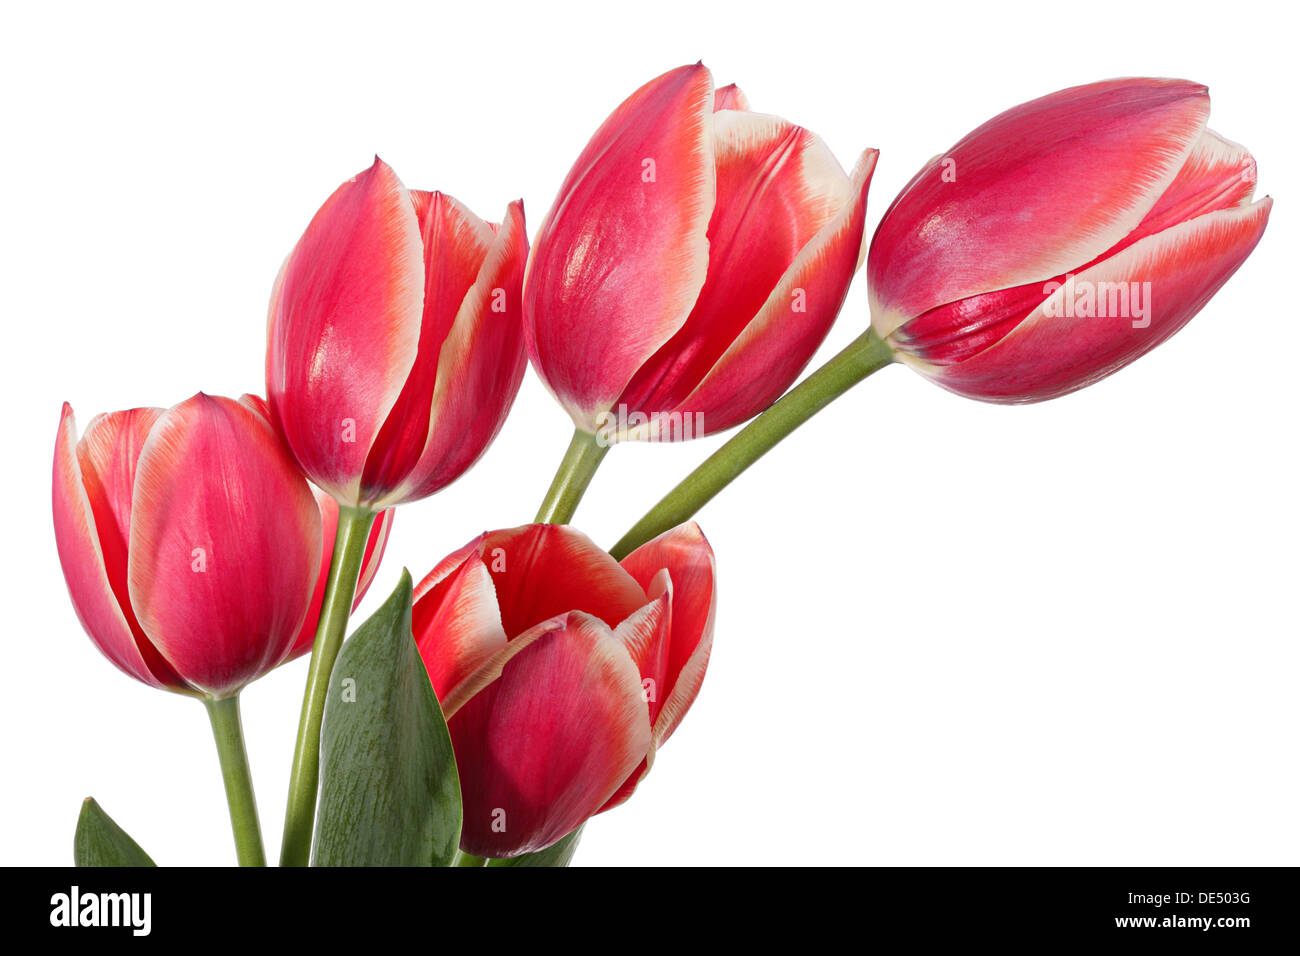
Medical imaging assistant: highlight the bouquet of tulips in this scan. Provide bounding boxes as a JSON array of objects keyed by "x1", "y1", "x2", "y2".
[{"x1": 54, "y1": 64, "x2": 1269, "y2": 867}]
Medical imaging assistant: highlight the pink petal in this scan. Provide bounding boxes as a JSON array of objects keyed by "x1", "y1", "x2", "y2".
[
  {"x1": 869, "y1": 78, "x2": 1210, "y2": 332},
  {"x1": 74, "y1": 409, "x2": 163, "y2": 644},
  {"x1": 414, "y1": 555, "x2": 509, "y2": 703},
  {"x1": 448, "y1": 611, "x2": 650, "y2": 857},
  {"x1": 617, "y1": 112, "x2": 857, "y2": 425},
  {"x1": 127, "y1": 394, "x2": 323, "y2": 697},
  {"x1": 924, "y1": 198, "x2": 1272, "y2": 402},
  {"x1": 888, "y1": 280, "x2": 1043, "y2": 367},
  {"x1": 413, "y1": 533, "x2": 489, "y2": 604},
  {"x1": 52, "y1": 404, "x2": 186, "y2": 691},
  {"x1": 437, "y1": 610, "x2": 563, "y2": 719},
  {"x1": 354, "y1": 506, "x2": 394, "y2": 607},
  {"x1": 236, "y1": 393, "x2": 274, "y2": 422},
  {"x1": 359, "y1": 192, "x2": 497, "y2": 502},
  {"x1": 619, "y1": 521, "x2": 717, "y2": 745},
  {"x1": 473, "y1": 524, "x2": 647, "y2": 639},
  {"x1": 371, "y1": 200, "x2": 529, "y2": 507},
  {"x1": 266, "y1": 157, "x2": 424, "y2": 505},
  {"x1": 524, "y1": 63, "x2": 716, "y2": 430},
  {"x1": 658, "y1": 148, "x2": 878, "y2": 437},
  {"x1": 713, "y1": 84, "x2": 749, "y2": 111},
  {"x1": 612, "y1": 574, "x2": 673, "y2": 704},
  {"x1": 1125, "y1": 128, "x2": 1257, "y2": 249},
  {"x1": 597, "y1": 575, "x2": 673, "y2": 811}
]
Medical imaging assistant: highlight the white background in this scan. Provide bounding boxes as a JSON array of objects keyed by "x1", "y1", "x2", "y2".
[{"x1": 2, "y1": 0, "x2": 1294, "y2": 866}]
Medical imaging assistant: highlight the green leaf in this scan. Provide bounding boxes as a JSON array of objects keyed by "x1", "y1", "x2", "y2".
[
  {"x1": 74, "y1": 798, "x2": 156, "y2": 866},
  {"x1": 313, "y1": 570, "x2": 462, "y2": 866},
  {"x1": 488, "y1": 826, "x2": 583, "y2": 867}
]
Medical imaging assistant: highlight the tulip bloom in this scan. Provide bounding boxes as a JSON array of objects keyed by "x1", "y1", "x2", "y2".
[
  {"x1": 267, "y1": 158, "x2": 528, "y2": 509},
  {"x1": 868, "y1": 78, "x2": 1271, "y2": 402},
  {"x1": 52, "y1": 394, "x2": 387, "y2": 698},
  {"x1": 412, "y1": 522, "x2": 716, "y2": 857},
  {"x1": 525, "y1": 62, "x2": 878, "y2": 442}
]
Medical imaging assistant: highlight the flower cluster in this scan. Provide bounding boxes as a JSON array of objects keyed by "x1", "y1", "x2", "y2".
[{"x1": 53, "y1": 64, "x2": 1268, "y2": 866}]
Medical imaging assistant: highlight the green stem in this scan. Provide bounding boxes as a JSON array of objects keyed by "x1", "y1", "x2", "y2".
[
  {"x1": 453, "y1": 850, "x2": 488, "y2": 867},
  {"x1": 280, "y1": 505, "x2": 377, "y2": 867},
  {"x1": 611, "y1": 328, "x2": 895, "y2": 559},
  {"x1": 204, "y1": 695, "x2": 266, "y2": 867},
  {"x1": 534, "y1": 427, "x2": 610, "y2": 524}
]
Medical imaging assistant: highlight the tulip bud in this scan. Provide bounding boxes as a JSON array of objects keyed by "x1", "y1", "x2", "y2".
[
  {"x1": 52, "y1": 394, "x2": 330, "y2": 698},
  {"x1": 412, "y1": 522, "x2": 716, "y2": 857},
  {"x1": 525, "y1": 62, "x2": 878, "y2": 443},
  {"x1": 868, "y1": 78, "x2": 1271, "y2": 402},
  {"x1": 267, "y1": 158, "x2": 528, "y2": 509}
]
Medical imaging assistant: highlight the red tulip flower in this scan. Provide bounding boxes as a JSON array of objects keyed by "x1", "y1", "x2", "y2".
[
  {"x1": 412, "y1": 522, "x2": 716, "y2": 857},
  {"x1": 525, "y1": 63, "x2": 878, "y2": 442},
  {"x1": 52, "y1": 394, "x2": 389, "y2": 698},
  {"x1": 868, "y1": 78, "x2": 1272, "y2": 402},
  {"x1": 267, "y1": 158, "x2": 528, "y2": 509}
]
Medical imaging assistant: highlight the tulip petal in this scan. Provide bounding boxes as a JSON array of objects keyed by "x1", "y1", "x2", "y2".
[
  {"x1": 713, "y1": 84, "x2": 749, "y2": 111},
  {"x1": 617, "y1": 112, "x2": 856, "y2": 424},
  {"x1": 651, "y1": 148, "x2": 877, "y2": 438},
  {"x1": 612, "y1": 578, "x2": 673, "y2": 719},
  {"x1": 1126, "y1": 129, "x2": 1258, "y2": 247},
  {"x1": 267, "y1": 158, "x2": 424, "y2": 505},
  {"x1": 469, "y1": 524, "x2": 647, "y2": 639},
  {"x1": 413, "y1": 556, "x2": 508, "y2": 703},
  {"x1": 869, "y1": 79, "x2": 1210, "y2": 332},
  {"x1": 438, "y1": 610, "x2": 564, "y2": 718},
  {"x1": 597, "y1": 577, "x2": 672, "y2": 811},
  {"x1": 923, "y1": 198, "x2": 1272, "y2": 402},
  {"x1": 448, "y1": 611, "x2": 651, "y2": 857},
  {"x1": 619, "y1": 521, "x2": 717, "y2": 745},
  {"x1": 413, "y1": 533, "x2": 489, "y2": 604},
  {"x1": 359, "y1": 192, "x2": 497, "y2": 502},
  {"x1": 52, "y1": 405, "x2": 186, "y2": 690},
  {"x1": 127, "y1": 394, "x2": 323, "y2": 697},
  {"x1": 888, "y1": 280, "x2": 1043, "y2": 367},
  {"x1": 371, "y1": 200, "x2": 529, "y2": 506},
  {"x1": 524, "y1": 63, "x2": 716, "y2": 429},
  {"x1": 354, "y1": 506, "x2": 394, "y2": 609},
  {"x1": 236, "y1": 392, "x2": 274, "y2": 422},
  {"x1": 76, "y1": 409, "x2": 164, "y2": 640}
]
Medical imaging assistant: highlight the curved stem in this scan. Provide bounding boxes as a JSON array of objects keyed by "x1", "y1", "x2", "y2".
[
  {"x1": 611, "y1": 328, "x2": 895, "y2": 559},
  {"x1": 280, "y1": 505, "x2": 376, "y2": 867},
  {"x1": 534, "y1": 428, "x2": 610, "y2": 524},
  {"x1": 204, "y1": 695, "x2": 266, "y2": 867},
  {"x1": 453, "y1": 850, "x2": 488, "y2": 867}
]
